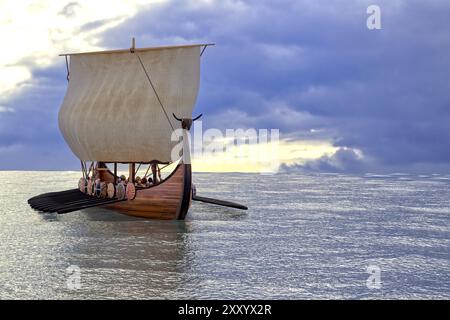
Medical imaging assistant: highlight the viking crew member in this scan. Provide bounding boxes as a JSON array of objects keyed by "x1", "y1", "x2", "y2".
[{"x1": 135, "y1": 176, "x2": 144, "y2": 187}]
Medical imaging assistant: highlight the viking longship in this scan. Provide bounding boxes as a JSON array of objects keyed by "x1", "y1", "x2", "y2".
[{"x1": 28, "y1": 40, "x2": 247, "y2": 220}]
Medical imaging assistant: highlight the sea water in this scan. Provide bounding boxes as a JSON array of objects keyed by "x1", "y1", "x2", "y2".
[{"x1": 0, "y1": 171, "x2": 449, "y2": 299}]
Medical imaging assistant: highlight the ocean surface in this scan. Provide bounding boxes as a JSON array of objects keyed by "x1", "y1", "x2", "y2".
[{"x1": 0, "y1": 171, "x2": 449, "y2": 299}]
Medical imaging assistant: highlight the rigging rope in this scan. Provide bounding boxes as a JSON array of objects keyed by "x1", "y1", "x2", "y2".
[
  {"x1": 87, "y1": 162, "x2": 94, "y2": 178},
  {"x1": 65, "y1": 56, "x2": 70, "y2": 82},
  {"x1": 143, "y1": 164, "x2": 151, "y2": 179},
  {"x1": 135, "y1": 53, "x2": 176, "y2": 133},
  {"x1": 134, "y1": 163, "x2": 141, "y2": 176},
  {"x1": 80, "y1": 160, "x2": 85, "y2": 179},
  {"x1": 200, "y1": 45, "x2": 208, "y2": 57}
]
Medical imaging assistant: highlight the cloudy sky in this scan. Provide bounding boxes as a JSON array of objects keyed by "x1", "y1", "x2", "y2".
[{"x1": 0, "y1": 0, "x2": 449, "y2": 173}]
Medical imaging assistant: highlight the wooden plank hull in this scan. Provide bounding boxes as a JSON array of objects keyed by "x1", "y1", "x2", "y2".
[{"x1": 103, "y1": 163, "x2": 192, "y2": 220}]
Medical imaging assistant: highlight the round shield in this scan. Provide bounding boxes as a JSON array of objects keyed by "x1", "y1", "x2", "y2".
[
  {"x1": 87, "y1": 179, "x2": 93, "y2": 195},
  {"x1": 99, "y1": 182, "x2": 107, "y2": 198},
  {"x1": 107, "y1": 183, "x2": 115, "y2": 199},
  {"x1": 92, "y1": 181, "x2": 96, "y2": 196},
  {"x1": 78, "y1": 178, "x2": 86, "y2": 193},
  {"x1": 116, "y1": 183, "x2": 126, "y2": 200},
  {"x1": 126, "y1": 183, "x2": 136, "y2": 200}
]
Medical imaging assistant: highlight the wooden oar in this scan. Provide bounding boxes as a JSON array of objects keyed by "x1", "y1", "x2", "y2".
[
  {"x1": 41, "y1": 197, "x2": 107, "y2": 212},
  {"x1": 28, "y1": 189, "x2": 80, "y2": 202},
  {"x1": 30, "y1": 192, "x2": 87, "y2": 209},
  {"x1": 192, "y1": 195, "x2": 247, "y2": 210},
  {"x1": 57, "y1": 198, "x2": 126, "y2": 214},
  {"x1": 30, "y1": 192, "x2": 85, "y2": 205}
]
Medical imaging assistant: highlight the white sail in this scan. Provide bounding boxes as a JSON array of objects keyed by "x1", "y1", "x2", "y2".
[{"x1": 58, "y1": 44, "x2": 202, "y2": 163}]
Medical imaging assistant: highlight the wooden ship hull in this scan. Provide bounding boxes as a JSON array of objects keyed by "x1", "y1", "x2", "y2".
[
  {"x1": 101, "y1": 163, "x2": 192, "y2": 220},
  {"x1": 28, "y1": 163, "x2": 192, "y2": 220},
  {"x1": 28, "y1": 160, "x2": 247, "y2": 219}
]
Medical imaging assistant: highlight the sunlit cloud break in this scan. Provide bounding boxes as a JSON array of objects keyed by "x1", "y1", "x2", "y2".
[{"x1": 0, "y1": 0, "x2": 164, "y2": 99}]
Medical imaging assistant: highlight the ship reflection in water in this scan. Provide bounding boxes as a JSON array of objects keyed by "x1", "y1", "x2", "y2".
[
  {"x1": 0, "y1": 171, "x2": 449, "y2": 299},
  {"x1": 25, "y1": 206, "x2": 192, "y2": 299}
]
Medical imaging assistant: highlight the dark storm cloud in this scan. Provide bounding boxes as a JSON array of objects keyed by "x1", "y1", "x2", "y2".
[
  {"x1": 0, "y1": 61, "x2": 78, "y2": 170},
  {"x1": 98, "y1": 0, "x2": 450, "y2": 172},
  {"x1": 1, "y1": 0, "x2": 449, "y2": 172},
  {"x1": 281, "y1": 148, "x2": 369, "y2": 174}
]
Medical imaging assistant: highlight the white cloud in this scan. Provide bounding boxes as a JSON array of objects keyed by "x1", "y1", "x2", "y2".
[
  {"x1": 259, "y1": 43, "x2": 304, "y2": 62},
  {"x1": 0, "y1": 105, "x2": 15, "y2": 113},
  {"x1": 0, "y1": 0, "x2": 165, "y2": 98}
]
